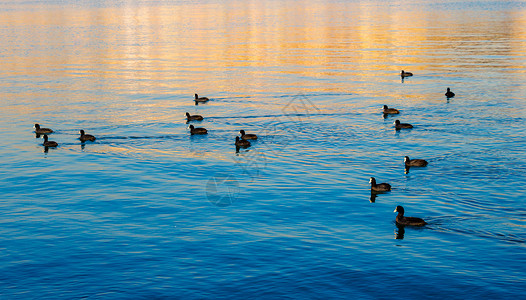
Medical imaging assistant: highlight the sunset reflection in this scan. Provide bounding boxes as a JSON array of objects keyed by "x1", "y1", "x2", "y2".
[{"x1": 1, "y1": 0, "x2": 525, "y2": 118}]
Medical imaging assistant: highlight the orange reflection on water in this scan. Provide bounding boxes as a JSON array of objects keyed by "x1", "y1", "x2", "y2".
[{"x1": 1, "y1": 0, "x2": 526, "y2": 119}]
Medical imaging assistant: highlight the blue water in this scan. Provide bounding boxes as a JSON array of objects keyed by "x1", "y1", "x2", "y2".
[{"x1": 1, "y1": 0, "x2": 525, "y2": 298}]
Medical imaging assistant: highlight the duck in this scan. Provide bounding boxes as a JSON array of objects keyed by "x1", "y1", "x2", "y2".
[
  {"x1": 194, "y1": 94, "x2": 209, "y2": 103},
  {"x1": 445, "y1": 88, "x2": 455, "y2": 98},
  {"x1": 394, "y1": 206, "x2": 427, "y2": 226},
  {"x1": 186, "y1": 112, "x2": 203, "y2": 121},
  {"x1": 394, "y1": 120, "x2": 413, "y2": 129},
  {"x1": 79, "y1": 130, "x2": 96, "y2": 142},
  {"x1": 235, "y1": 136, "x2": 251, "y2": 148},
  {"x1": 240, "y1": 130, "x2": 258, "y2": 140},
  {"x1": 189, "y1": 124, "x2": 207, "y2": 135},
  {"x1": 383, "y1": 105, "x2": 400, "y2": 114},
  {"x1": 400, "y1": 70, "x2": 413, "y2": 77},
  {"x1": 42, "y1": 135, "x2": 58, "y2": 147},
  {"x1": 404, "y1": 156, "x2": 428, "y2": 167},
  {"x1": 369, "y1": 177, "x2": 391, "y2": 192},
  {"x1": 34, "y1": 123, "x2": 53, "y2": 134}
]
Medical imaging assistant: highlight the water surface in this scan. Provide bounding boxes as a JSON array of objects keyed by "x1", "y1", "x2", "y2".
[{"x1": 1, "y1": 0, "x2": 525, "y2": 298}]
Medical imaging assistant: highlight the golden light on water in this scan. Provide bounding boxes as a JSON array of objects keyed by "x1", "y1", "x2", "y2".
[{"x1": 1, "y1": 0, "x2": 525, "y2": 117}]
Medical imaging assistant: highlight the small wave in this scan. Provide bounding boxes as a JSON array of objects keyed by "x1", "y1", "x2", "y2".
[
  {"x1": 274, "y1": 92, "x2": 356, "y2": 98},
  {"x1": 427, "y1": 216, "x2": 526, "y2": 245},
  {"x1": 207, "y1": 112, "x2": 348, "y2": 120}
]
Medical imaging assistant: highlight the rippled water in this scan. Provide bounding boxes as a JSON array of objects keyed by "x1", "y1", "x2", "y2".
[{"x1": 1, "y1": 0, "x2": 525, "y2": 298}]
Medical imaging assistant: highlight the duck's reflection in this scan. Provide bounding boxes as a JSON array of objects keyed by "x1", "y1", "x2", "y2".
[
  {"x1": 369, "y1": 190, "x2": 392, "y2": 203},
  {"x1": 395, "y1": 224, "x2": 405, "y2": 240},
  {"x1": 235, "y1": 146, "x2": 251, "y2": 154},
  {"x1": 369, "y1": 191, "x2": 378, "y2": 203}
]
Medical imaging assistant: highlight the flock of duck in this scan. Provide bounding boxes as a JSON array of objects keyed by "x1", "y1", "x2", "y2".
[
  {"x1": 188, "y1": 95, "x2": 259, "y2": 149},
  {"x1": 34, "y1": 93, "x2": 259, "y2": 151},
  {"x1": 34, "y1": 124, "x2": 96, "y2": 149},
  {"x1": 373, "y1": 70, "x2": 456, "y2": 227},
  {"x1": 34, "y1": 76, "x2": 456, "y2": 228}
]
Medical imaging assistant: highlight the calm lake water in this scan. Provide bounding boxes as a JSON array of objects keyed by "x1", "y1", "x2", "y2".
[{"x1": 1, "y1": 0, "x2": 525, "y2": 298}]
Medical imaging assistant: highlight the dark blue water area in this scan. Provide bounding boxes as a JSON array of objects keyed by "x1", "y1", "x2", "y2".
[{"x1": 1, "y1": 90, "x2": 525, "y2": 298}]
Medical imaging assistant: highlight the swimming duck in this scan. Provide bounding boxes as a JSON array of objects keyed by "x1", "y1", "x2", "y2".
[
  {"x1": 404, "y1": 156, "x2": 428, "y2": 167},
  {"x1": 370, "y1": 177, "x2": 391, "y2": 192},
  {"x1": 401, "y1": 70, "x2": 413, "y2": 77},
  {"x1": 194, "y1": 94, "x2": 209, "y2": 103},
  {"x1": 189, "y1": 124, "x2": 207, "y2": 135},
  {"x1": 394, "y1": 206, "x2": 427, "y2": 226},
  {"x1": 240, "y1": 130, "x2": 257, "y2": 140},
  {"x1": 34, "y1": 123, "x2": 53, "y2": 134},
  {"x1": 235, "y1": 136, "x2": 251, "y2": 148},
  {"x1": 383, "y1": 105, "x2": 400, "y2": 114},
  {"x1": 79, "y1": 130, "x2": 96, "y2": 142},
  {"x1": 186, "y1": 112, "x2": 203, "y2": 121},
  {"x1": 445, "y1": 88, "x2": 455, "y2": 98},
  {"x1": 42, "y1": 135, "x2": 58, "y2": 147},
  {"x1": 394, "y1": 120, "x2": 413, "y2": 129}
]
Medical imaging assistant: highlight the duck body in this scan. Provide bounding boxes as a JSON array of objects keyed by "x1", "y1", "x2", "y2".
[
  {"x1": 370, "y1": 177, "x2": 391, "y2": 192},
  {"x1": 383, "y1": 105, "x2": 400, "y2": 114},
  {"x1": 235, "y1": 136, "x2": 251, "y2": 148},
  {"x1": 404, "y1": 156, "x2": 428, "y2": 167},
  {"x1": 401, "y1": 70, "x2": 413, "y2": 77},
  {"x1": 240, "y1": 130, "x2": 257, "y2": 140},
  {"x1": 34, "y1": 123, "x2": 53, "y2": 134},
  {"x1": 186, "y1": 112, "x2": 203, "y2": 121},
  {"x1": 79, "y1": 130, "x2": 96, "y2": 142},
  {"x1": 394, "y1": 206, "x2": 427, "y2": 226},
  {"x1": 194, "y1": 94, "x2": 209, "y2": 103},
  {"x1": 189, "y1": 124, "x2": 207, "y2": 135},
  {"x1": 445, "y1": 88, "x2": 455, "y2": 98},
  {"x1": 394, "y1": 120, "x2": 413, "y2": 129},
  {"x1": 42, "y1": 135, "x2": 58, "y2": 147}
]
